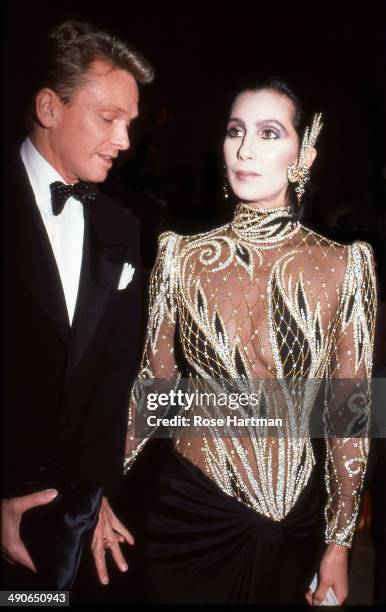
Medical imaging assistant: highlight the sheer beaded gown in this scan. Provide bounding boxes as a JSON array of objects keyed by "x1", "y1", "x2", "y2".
[{"x1": 123, "y1": 203, "x2": 377, "y2": 604}]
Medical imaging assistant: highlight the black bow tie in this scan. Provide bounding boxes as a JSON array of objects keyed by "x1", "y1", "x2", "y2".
[{"x1": 50, "y1": 181, "x2": 96, "y2": 216}]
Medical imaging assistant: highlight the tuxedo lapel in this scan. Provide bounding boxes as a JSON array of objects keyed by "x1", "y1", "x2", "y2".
[
  {"x1": 66, "y1": 194, "x2": 131, "y2": 375},
  {"x1": 10, "y1": 159, "x2": 70, "y2": 346}
]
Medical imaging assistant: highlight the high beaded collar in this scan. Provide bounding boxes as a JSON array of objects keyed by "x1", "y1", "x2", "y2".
[{"x1": 231, "y1": 202, "x2": 298, "y2": 243}]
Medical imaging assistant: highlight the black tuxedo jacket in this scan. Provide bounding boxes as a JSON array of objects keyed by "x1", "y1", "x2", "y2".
[{"x1": 1, "y1": 153, "x2": 145, "y2": 501}]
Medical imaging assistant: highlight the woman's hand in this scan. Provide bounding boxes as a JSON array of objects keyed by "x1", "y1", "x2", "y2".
[{"x1": 305, "y1": 543, "x2": 348, "y2": 606}]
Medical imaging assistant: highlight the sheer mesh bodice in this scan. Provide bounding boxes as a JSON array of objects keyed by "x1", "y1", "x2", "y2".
[{"x1": 124, "y1": 203, "x2": 377, "y2": 547}]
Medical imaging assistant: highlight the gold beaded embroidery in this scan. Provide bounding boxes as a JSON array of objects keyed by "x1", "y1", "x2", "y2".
[{"x1": 124, "y1": 202, "x2": 377, "y2": 547}]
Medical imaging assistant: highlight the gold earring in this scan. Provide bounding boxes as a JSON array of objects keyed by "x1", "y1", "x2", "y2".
[
  {"x1": 287, "y1": 113, "x2": 323, "y2": 205},
  {"x1": 287, "y1": 164, "x2": 310, "y2": 204}
]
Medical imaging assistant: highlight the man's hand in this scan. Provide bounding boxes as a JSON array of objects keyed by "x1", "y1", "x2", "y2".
[
  {"x1": 91, "y1": 496, "x2": 134, "y2": 585},
  {"x1": 1, "y1": 490, "x2": 59, "y2": 572},
  {"x1": 305, "y1": 543, "x2": 348, "y2": 606}
]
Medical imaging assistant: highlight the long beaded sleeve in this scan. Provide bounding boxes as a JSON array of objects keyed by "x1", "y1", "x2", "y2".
[
  {"x1": 324, "y1": 242, "x2": 377, "y2": 547},
  {"x1": 123, "y1": 232, "x2": 179, "y2": 472}
]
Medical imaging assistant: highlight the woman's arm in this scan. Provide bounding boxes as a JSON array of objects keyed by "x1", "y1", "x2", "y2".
[
  {"x1": 307, "y1": 241, "x2": 377, "y2": 605},
  {"x1": 124, "y1": 232, "x2": 181, "y2": 472}
]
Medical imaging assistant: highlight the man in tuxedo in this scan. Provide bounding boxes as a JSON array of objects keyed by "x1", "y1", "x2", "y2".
[{"x1": 1, "y1": 20, "x2": 154, "y2": 590}]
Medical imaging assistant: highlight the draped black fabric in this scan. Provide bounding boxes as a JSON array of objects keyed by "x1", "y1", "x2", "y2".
[{"x1": 126, "y1": 442, "x2": 323, "y2": 605}]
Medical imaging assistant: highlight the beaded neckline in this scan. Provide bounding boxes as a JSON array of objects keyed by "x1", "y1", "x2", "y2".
[{"x1": 231, "y1": 203, "x2": 298, "y2": 242}]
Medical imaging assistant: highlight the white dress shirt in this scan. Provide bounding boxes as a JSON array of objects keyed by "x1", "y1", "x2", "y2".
[{"x1": 20, "y1": 137, "x2": 84, "y2": 325}]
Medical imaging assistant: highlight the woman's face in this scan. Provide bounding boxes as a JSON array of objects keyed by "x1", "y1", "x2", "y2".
[{"x1": 223, "y1": 89, "x2": 300, "y2": 208}]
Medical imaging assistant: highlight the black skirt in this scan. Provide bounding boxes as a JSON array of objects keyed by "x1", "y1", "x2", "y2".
[{"x1": 125, "y1": 441, "x2": 323, "y2": 605}]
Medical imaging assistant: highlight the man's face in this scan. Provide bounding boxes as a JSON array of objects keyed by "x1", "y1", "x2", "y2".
[{"x1": 45, "y1": 59, "x2": 139, "y2": 183}]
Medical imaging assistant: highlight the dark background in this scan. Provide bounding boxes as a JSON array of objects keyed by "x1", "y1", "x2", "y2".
[
  {"x1": 3, "y1": 1, "x2": 386, "y2": 296},
  {"x1": 2, "y1": 7, "x2": 386, "y2": 604},
  {"x1": 2, "y1": 7, "x2": 385, "y2": 603}
]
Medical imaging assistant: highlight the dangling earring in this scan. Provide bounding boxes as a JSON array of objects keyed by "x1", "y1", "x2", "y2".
[
  {"x1": 287, "y1": 113, "x2": 323, "y2": 205},
  {"x1": 223, "y1": 164, "x2": 230, "y2": 199},
  {"x1": 287, "y1": 164, "x2": 310, "y2": 205}
]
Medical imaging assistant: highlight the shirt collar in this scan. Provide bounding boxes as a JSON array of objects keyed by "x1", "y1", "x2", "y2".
[{"x1": 20, "y1": 137, "x2": 70, "y2": 215}]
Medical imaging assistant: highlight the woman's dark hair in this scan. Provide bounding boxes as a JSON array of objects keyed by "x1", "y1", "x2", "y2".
[
  {"x1": 26, "y1": 20, "x2": 155, "y2": 131},
  {"x1": 229, "y1": 78, "x2": 315, "y2": 220}
]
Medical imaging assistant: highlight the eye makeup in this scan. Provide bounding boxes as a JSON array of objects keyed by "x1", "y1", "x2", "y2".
[{"x1": 226, "y1": 118, "x2": 288, "y2": 139}]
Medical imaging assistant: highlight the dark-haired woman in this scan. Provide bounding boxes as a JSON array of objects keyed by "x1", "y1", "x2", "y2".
[{"x1": 123, "y1": 81, "x2": 377, "y2": 605}]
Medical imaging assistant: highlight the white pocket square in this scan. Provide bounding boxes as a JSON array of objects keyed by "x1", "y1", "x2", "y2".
[{"x1": 118, "y1": 263, "x2": 135, "y2": 290}]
